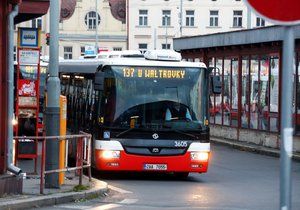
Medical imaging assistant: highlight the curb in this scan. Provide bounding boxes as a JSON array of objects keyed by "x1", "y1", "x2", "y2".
[
  {"x1": 0, "y1": 178, "x2": 108, "y2": 210},
  {"x1": 210, "y1": 137, "x2": 300, "y2": 161}
]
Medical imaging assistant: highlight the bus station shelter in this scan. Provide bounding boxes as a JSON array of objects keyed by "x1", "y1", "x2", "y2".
[
  {"x1": 0, "y1": 0, "x2": 49, "y2": 179},
  {"x1": 174, "y1": 25, "x2": 300, "y2": 152}
]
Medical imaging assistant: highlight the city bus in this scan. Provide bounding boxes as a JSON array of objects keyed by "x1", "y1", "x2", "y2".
[{"x1": 59, "y1": 50, "x2": 220, "y2": 177}]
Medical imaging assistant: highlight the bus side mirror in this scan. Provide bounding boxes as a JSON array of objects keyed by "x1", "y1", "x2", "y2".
[
  {"x1": 211, "y1": 76, "x2": 222, "y2": 94},
  {"x1": 94, "y1": 71, "x2": 104, "y2": 91}
]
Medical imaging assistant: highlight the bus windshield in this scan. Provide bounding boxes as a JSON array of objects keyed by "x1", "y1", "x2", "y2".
[{"x1": 103, "y1": 66, "x2": 206, "y2": 131}]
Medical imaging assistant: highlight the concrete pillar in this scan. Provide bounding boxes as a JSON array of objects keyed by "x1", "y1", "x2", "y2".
[{"x1": 0, "y1": 0, "x2": 9, "y2": 174}]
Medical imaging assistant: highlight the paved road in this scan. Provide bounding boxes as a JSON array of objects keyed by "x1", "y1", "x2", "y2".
[{"x1": 31, "y1": 144, "x2": 300, "y2": 210}]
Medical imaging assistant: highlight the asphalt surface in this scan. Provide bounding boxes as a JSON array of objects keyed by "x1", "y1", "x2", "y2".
[{"x1": 31, "y1": 144, "x2": 300, "y2": 210}]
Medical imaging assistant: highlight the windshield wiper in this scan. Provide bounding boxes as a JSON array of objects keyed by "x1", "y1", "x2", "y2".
[
  {"x1": 168, "y1": 128, "x2": 198, "y2": 139},
  {"x1": 162, "y1": 123, "x2": 200, "y2": 139},
  {"x1": 115, "y1": 123, "x2": 163, "y2": 137},
  {"x1": 115, "y1": 127, "x2": 136, "y2": 138}
]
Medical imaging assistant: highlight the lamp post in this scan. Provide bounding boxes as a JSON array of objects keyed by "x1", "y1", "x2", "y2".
[
  {"x1": 45, "y1": 0, "x2": 60, "y2": 188},
  {"x1": 95, "y1": 0, "x2": 98, "y2": 53}
]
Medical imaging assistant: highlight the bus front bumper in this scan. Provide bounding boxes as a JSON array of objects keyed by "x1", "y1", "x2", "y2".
[{"x1": 94, "y1": 150, "x2": 209, "y2": 173}]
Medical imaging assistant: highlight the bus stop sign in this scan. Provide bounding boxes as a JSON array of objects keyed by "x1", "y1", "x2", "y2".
[{"x1": 246, "y1": 0, "x2": 300, "y2": 24}]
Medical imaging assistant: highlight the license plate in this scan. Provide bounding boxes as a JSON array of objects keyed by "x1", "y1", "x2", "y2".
[{"x1": 144, "y1": 164, "x2": 167, "y2": 171}]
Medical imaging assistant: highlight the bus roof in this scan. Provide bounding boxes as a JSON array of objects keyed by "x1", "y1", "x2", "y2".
[
  {"x1": 59, "y1": 59, "x2": 103, "y2": 74},
  {"x1": 59, "y1": 57, "x2": 207, "y2": 74},
  {"x1": 83, "y1": 50, "x2": 143, "y2": 59},
  {"x1": 100, "y1": 58, "x2": 207, "y2": 69}
]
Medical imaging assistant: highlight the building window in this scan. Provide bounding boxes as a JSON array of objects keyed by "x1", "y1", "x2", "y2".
[
  {"x1": 162, "y1": 10, "x2": 171, "y2": 26},
  {"x1": 162, "y1": 44, "x2": 171, "y2": 49},
  {"x1": 32, "y1": 18, "x2": 42, "y2": 29},
  {"x1": 85, "y1": 11, "x2": 101, "y2": 30},
  {"x1": 80, "y1": 46, "x2": 85, "y2": 56},
  {"x1": 64, "y1": 46, "x2": 73, "y2": 59},
  {"x1": 209, "y1": 10, "x2": 219, "y2": 27},
  {"x1": 185, "y1": 10, "x2": 194, "y2": 27},
  {"x1": 233, "y1": 10, "x2": 243, "y2": 27},
  {"x1": 256, "y1": 17, "x2": 265, "y2": 27},
  {"x1": 113, "y1": 47, "x2": 122, "y2": 51},
  {"x1": 139, "y1": 10, "x2": 148, "y2": 26},
  {"x1": 138, "y1": 43, "x2": 147, "y2": 54}
]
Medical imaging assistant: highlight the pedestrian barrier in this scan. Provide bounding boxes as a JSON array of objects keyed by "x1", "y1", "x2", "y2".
[{"x1": 14, "y1": 131, "x2": 92, "y2": 194}]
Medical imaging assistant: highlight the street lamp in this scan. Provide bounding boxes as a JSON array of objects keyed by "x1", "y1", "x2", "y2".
[{"x1": 95, "y1": 0, "x2": 99, "y2": 53}]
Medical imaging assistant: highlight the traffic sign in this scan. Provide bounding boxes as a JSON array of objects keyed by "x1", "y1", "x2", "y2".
[
  {"x1": 246, "y1": 0, "x2": 300, "y2": 25},
  {"x1": 18, "y1": 28, "x2": 40, "y2": 48},
  {"x1": 85, "y1": 46, "x2": 96, "y2": 56}
]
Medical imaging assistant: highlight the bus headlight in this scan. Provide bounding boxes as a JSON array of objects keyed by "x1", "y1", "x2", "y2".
[
  {"x1": 190, "y1": 152, "x2": 209, "y2": 161},
  {"x1": 101, "y1": 150, "x2": 120, "y2": 159}
]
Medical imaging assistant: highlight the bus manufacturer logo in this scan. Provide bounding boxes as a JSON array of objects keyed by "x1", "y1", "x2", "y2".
[
  {"x1": 152, "y1": 133, "x2": 159, "y2": 139},
  {"x1": 152, "y1": 148, "x2": 160, "y2": 153}
]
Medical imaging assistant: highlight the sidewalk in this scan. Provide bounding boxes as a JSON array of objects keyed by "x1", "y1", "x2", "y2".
[
  {"x1": 211, "y1": 136, "x2": 300, "y2": 161},
  {"x1": 0, "y1": 164, "x2": 108, "y2": 210}
]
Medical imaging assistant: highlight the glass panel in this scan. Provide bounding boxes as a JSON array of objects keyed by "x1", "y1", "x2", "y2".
[
  {"x1": 210, "y1": 10, "x2": 218, "y2": 15},
  {"x1": 241, "y1": 56, "x2": 249, "y2": 128},
  {"x1": 210, "y1": 18, "x2": 213, "y2": 27},
  {"x1": 238, "y1": 17, "x2": 243, "y2": 27},
  {"x1": 259, "y1": 55, "x2": 269, "y2": 131},
  {"x1": 104, "y1": 66, "x2": 206, "y2": 130},
  {"x1": 231, "y1": 58, "x2": 239, "y2": 127},
  {"x1": 215, "y1": 58, "x2": 223, "y2": 125},
  {"x1": 270, "y1": 55, "x2": 279, "y2": 132},
  {"x1": 223, "y1": 59, "x2": 231, "y2": 126},
  {"x1": 209, "y1": 58, "x2": 215, "y2": 124},
  {"x1": 250, "y1": 56, "x2": 259, "y2": 129}
]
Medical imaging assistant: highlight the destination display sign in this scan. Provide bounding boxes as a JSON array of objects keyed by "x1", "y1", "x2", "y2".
[{"x1": 123, "y1": 67, "x2": 186, "y2": 79}]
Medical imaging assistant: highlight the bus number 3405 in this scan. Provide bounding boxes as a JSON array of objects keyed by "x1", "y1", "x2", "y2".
[{"x1": 174, "y1": 141, "x2": 188, "y2": 147}]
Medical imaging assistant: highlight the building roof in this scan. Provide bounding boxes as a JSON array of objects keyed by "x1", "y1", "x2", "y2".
[{"x1": 173, "y1": 25, "x2": 300, "y2": 51}]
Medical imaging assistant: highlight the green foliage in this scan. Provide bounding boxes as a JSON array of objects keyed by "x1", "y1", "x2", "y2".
[{"x1": 73, "y1": 185, "x2": 89, "y2": 192}]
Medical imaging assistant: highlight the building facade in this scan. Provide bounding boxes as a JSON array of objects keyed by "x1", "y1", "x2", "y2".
[
  {"x1": 128, "y1": 0, "x2": 272, "y2": 52},
  {"x1": 15, "y1": 0, "x2": 127, "y2": 60},
  {"x1": 174, "y1": 25, "x2": 300, "y2": 153},
  {"x1": 58, "y1": 0, "x2": 127, "y2": 59}
]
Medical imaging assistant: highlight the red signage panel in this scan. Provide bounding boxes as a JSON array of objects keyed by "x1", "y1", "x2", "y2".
[
  {"x1": 18, "y1": 79, "x2": 37, "y2": 96},
  {"x1": 246, "y1": 0, "x2": 300, "y2": 24}
]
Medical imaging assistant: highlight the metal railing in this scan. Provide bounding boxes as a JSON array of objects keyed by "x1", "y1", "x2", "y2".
[{"x1": 14, "y1": 132, "x2": 92, "y2": 194}]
